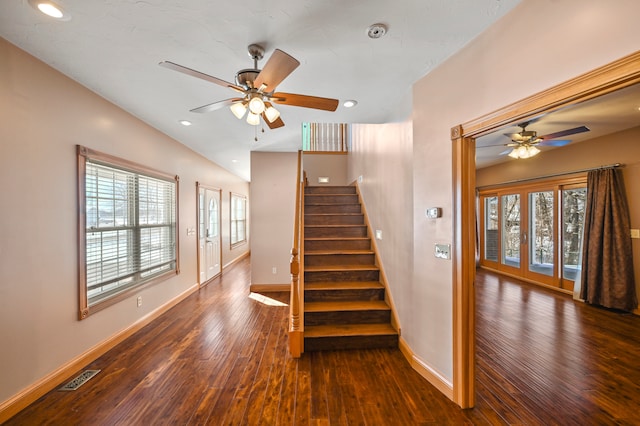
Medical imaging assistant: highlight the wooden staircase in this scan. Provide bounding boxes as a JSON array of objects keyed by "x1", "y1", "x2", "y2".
[{"x1": 303, "y1": 185, "x2": 398, "y2": 351}]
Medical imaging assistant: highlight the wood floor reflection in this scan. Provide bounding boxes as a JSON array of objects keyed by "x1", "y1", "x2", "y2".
[{"x1": 6, "y1": 259, "x2": 640, "y2": 425}]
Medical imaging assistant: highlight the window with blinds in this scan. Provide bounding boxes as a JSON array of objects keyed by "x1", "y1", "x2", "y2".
[
  {"x1": 77, "y1": 146, "x2": 178, "y2": 319},
  {"x1": 230, "y1": 193, "x2": 247, "y2": 247}
]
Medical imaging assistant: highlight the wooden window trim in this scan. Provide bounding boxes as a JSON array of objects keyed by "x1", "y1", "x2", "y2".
[{"x1": 77, "y1": 145, "x2": 180, "y2": 319}]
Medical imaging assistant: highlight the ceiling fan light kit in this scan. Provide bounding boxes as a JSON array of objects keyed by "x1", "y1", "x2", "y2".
[
  {"x1": 159, "y1": 43, "x2": 339, "y2": 130},
  {"x1": 508, "y1": 145, "x2": 540, "y2": 159}
]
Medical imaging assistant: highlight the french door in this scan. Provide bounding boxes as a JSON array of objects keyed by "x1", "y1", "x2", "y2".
[
  {"x1": 198, "y1": 185, "x2": 222, "y2": 284},
  {"x1": 479, "y1": 180, "x2": 586, "y2": 292}
]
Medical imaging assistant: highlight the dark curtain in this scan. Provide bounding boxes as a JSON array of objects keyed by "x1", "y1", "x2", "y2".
[{"x1": 580, "y1": 168, "x2": 637, "y2": 311}]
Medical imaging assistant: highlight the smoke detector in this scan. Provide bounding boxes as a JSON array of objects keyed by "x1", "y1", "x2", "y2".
[{"x1": 367, "y1": 23, "x2": 388, "y2": 39}]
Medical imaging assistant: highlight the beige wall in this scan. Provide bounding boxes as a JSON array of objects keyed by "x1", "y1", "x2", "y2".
[
  {"x1": 350, "y1": 0, "x2": 640, "y2": 383},
  {"x1": 477, "y1": 126, "x2": 640, "y2": 304},
  {"x1": 303, "y1": 153, "x2": 349, "y2": 186},
  {"x1": 348, "y1": 122, "x2": 414, "y2": 336},
  {"x1": 250, "y1": 152, "x2": 297, "y2": 286},
  {"x1": 0, "y1": 38, "x2": 249, "y2": 404}
]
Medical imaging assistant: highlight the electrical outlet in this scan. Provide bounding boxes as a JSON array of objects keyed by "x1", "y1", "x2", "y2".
[
  {"x1": 272, "y1": 267, "x2": 277, "y2": 274},
  {"x1": 137, "y1": 296, "x2": 142, "y2": 307}
]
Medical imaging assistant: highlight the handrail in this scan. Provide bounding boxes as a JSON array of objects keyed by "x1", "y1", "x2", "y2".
[{"x1": 289, "y1": 150, "x2": 304, "y2": 357}]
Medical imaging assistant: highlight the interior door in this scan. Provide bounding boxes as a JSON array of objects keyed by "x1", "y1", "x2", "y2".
[{"x1": 198, "y1": 186, "x2": 221, "y2": 284}]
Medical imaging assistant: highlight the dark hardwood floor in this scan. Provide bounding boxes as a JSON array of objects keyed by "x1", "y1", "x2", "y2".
[{"x1": 6, "y1": 259, "x2": 640, "y2": 425}]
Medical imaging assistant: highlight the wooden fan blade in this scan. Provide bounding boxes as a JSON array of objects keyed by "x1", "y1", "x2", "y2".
[
  {"x1": 261, "y1": 112, "x2": 285, "y2": 129},
  {"x1": 190, "y1": 98, "x2": 244, "y2": 114},
  {"x1": 253, "y1": 49, "x2": 300, "y2": 91},
  {"x1": 540, "y1": 125, "x2": 590, "y2": 140},
  {"x1": 271, "y1": 92, "x2": 339, "y2": 111},
  {"x1": 159, "y1": 61, "x2": 245, "y2": 93}
]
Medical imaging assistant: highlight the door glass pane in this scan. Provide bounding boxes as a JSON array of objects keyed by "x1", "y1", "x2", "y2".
[
  {"x1": 209, "y1": 197, "x2": 219, "y2": 237},
  {"x1": 501, "y1": 194, "x2": 520, "y2": 268},
  {"x1": 198, "y1": 190, "x2": 205, "y2": 239},
  {"x1": 484, "y1": 196, "x2": 498, "y2": 262},
  {"x1": 529, "y1": 191, "x2": 554, "y2": 276},
  {"x1": 562, "y1": 188, "x2": 586, "y2": 280}
]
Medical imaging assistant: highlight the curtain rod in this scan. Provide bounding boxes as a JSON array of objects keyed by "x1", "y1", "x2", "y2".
[{"x1": 477, "y1": 163, "x2": 622, "y2": 189}]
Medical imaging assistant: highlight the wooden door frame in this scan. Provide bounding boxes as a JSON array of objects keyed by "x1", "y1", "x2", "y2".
[{"x1": 451, "y1": 50, "x2": 640, "y2": 408}]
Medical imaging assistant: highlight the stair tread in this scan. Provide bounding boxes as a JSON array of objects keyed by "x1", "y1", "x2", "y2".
[
  {"x1": 304, "y1": 264, "x2": 379, "y2": 272},
  {"x1": 305, "y1": 250, "x2": 374, "y2": 255},
  {"x1": 305, "y1": 224, "x2": 366, "y2": 227},
  {"x1": 305, "y1": 300, "x2": 390, "y2": 312},
  {"x1": 305, "y1": 237, "x2": 369, "y2": 241},
  {"x1": 305, "y1": 323, "x2": 397, "y2": 338},
  {"x1": 305, "y1": 213, "x2": 363, "y2": 216},
  {"x1": 305, "y1": 281, "x2": 383, "y2": 290}
]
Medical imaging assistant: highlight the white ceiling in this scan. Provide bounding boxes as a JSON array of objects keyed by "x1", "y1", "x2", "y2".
[{"x1": 0, "y1": 0, "x2": 522, "y2": 180}]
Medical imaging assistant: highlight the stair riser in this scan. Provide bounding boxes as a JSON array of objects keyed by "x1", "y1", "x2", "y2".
[
  {"x1": 305, "y1": 186, "x2": 357, "y2": 195},
  {"x1": 304, "y1": 288, "x2": 385, "y2": 302},
  {"x1": 305, "y1": 269, "x2": 380, "y2": 282},
  {"x1": 304, "y1": 239, "x2": 370, "y2": 251},
  {"x1": 304, "y1": 253, "x2": 375, "y2": 267},
  {"x1": 304, "y1": 335, "x2": 398, "y2": 351},
  {"x1": 305, "y1": 214, "x2": 364, "y2": 225},
  {"x1": 305, "y1": 195, "x2": 359, "y2": 205},
  {"x1": 304, "y1": 226, "x2": 367, "y2": 238},
  {"x1": 304, "y1": 310, "x2": 391, "y2": 326},
  {"x1": 305, "y1": 204, "x2": 361, "y2": 214}
]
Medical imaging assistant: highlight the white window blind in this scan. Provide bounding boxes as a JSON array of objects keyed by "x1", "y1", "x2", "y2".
[
  {"x1": 78, "y1": 146, "x2": 178, "y2": 317},
  {"x1": 230, "y1": 193, "x2": 247, "y2": 246}
]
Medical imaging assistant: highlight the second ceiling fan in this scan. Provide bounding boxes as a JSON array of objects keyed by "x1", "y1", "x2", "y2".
[
  {"x1": 490, "y1": 121, "x2": 591, "y2": 159},
  {"x1": 160, "y1": 44, "x2": 339, "y2": 129}
]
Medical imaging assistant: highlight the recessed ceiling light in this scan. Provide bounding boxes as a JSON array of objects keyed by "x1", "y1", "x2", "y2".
[
  {"x1": 28, "y1": 0, "x2": 71, "y2": 21},
  {"x1": 343, "y1": 100, "x2": 358, "y2": 108},
  {"x1": 179, "y1": 120, "x2": 192, "y2": 126},
  {"x1": 231, "y1": 159, "x2": 238, "y2": 163}
]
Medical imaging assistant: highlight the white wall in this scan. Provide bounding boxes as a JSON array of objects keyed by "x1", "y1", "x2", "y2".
[
  {"x1": 250, "y1": 152, "x2": 298, "y2": 286},
  {"x1": 350, "y1": 0, "x2": 640, "y2": 383},
  {"x1": 0, "y1": 38, "x2": 249, "y2": 404}
]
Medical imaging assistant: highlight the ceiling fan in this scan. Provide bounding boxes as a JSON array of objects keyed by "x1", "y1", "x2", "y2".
[
  {"x1": 159, "y1": 44, "x2": 339, "y2": 129},
  {"x1": 488, "y1": 121, "x2": 590, "y2": 159}
]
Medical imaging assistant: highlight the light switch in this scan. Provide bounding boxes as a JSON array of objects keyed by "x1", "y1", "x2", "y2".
[
  {"x1": 375, "y1": 230, "x2": 382, "y2": 240},
  {"x1": 631, "y1": 229, "x2": 640, "y2": 239},
  {"x1": 435, "y1": 244, "x2": 451, "y2": 260}
]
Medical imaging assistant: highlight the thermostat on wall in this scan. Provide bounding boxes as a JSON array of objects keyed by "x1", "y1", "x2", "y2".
[{"x1": 426, "y1": 207, "x2": 442, "y2": 219}]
